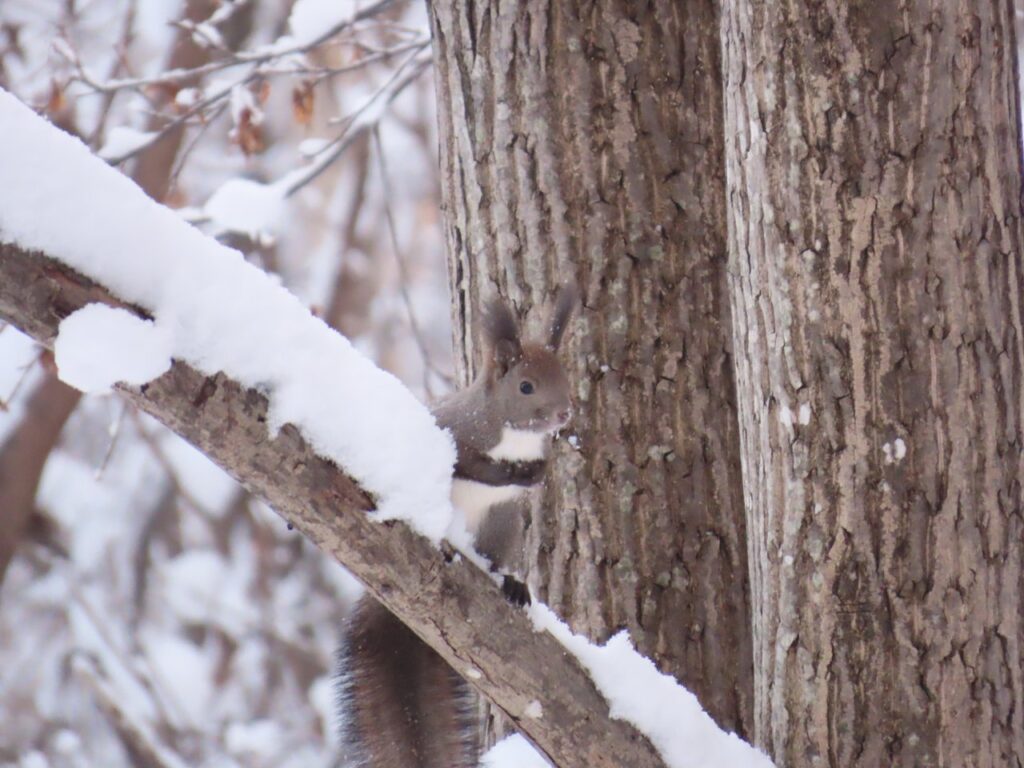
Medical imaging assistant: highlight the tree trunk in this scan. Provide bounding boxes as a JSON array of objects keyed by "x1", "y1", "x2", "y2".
[
  {"x1": 428, "y1": 0, "x2": 753, "y2": 734},
  {"x1": 720, "y1": 0, "x2": 1024, "y2": 764}
]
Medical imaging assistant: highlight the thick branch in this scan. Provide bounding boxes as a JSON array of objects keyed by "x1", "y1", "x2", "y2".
[
  {"x1": 0, "y1": 369, "x2": 79, "y2": 585},
  {"x1": 0, "y1": 241, "x2": 664, "y2": 768}
]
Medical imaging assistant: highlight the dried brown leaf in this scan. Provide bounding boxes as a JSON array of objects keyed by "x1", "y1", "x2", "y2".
[
  {"x1": 292, "y1": 81, "x2": 315, "y2": 126},
  {"x1": 235, "y1": 109, "x2": 264, "y2": 155}
]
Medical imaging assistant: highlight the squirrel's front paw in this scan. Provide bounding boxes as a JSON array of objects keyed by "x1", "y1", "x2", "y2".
[{"x1": 501, "y1": 575, "x2": 531, "y2": 607}]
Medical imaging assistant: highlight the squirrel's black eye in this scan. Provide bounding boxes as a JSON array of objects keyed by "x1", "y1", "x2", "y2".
[{"x1": 519, "y1": 380, "x2": 535, "y2": 395}]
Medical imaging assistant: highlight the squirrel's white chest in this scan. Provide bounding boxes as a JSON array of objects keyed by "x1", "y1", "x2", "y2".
[
  {"x1": 486, "y1": 427, "x2": 547, "y2": 461},
  {"x1": 451, "y1": 427, "x2": 547, "y2": 533},
  {"x1": 451, "y1": 481, "x2": 525, "y2": 533}
]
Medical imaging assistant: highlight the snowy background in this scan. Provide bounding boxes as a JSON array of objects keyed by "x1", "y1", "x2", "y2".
[
  {"x1": 0, "y1": 1, "x2": 453, "y2": 765},
  {"x1": 2, "y1": 1, "x2": 1020, "y2": 767}
]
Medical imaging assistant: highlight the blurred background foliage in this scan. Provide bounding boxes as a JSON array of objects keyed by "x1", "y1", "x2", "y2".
[{"x1": 0, "y1": 1, "x2": 451, "y2": 765}]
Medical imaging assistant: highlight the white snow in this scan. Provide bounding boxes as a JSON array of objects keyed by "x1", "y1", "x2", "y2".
[
  {"x1": 523, "y1": 699, "x2": 543, "y2": 719},
  {"x1": 778, "y1": 404, "x2": 792, "y2": 427},
  {"x1": 0, "y1": 88, "x2": 457, "y2": 542},
  {"x1": 71, "y1": 652, "x2": 192, "y2": 768},
  {"x1": 175, "y1": 87, "x2": 200, "y2": 108},
  {"x1": 0, "y1": 328, "x2": 41, "y2": 445},
  {"x1": 68, "y1": 600, "x2": 161, "y2": 726},
  {"x1": 481, "y1": 735, "x2": 552, "y2": 768},
  {"x1": 158, "y1": 433, "x2": 238, "y2": 514},
  {"x1": 52, "y1": 730, "x2": 81, "y2": 756},
  {"x1": 882, "y1": 437, "x2": 907, "y2": 465},
  {"x1": 229, "y1": 83, "x2": 262, "y2": 126},
  {"x1": 98, "y1": 126, "x2": 158, "y2": 161},
  {"x1": 54, "y1": 304, "x2": 173, "y2": 394},
  {"x1": 298, "y1": 137, "x2": 331, "y2": 157},
  {"x1": 19, "y1": 751, "x2": 48, "y2": 768},
  {"x1": 38, "y1": 451, "x2": 154, "y2": 570},
  {"x1": 161, "y1": 550, "x2": 258, "y2": 633},
  {"x1": 798, "y1": 403, "x2": 811, "y2": 425},
  {"x1": 528, "y1": 603, "x2": 775, "y2": 768},
  {"x1": 191, "y1": 21, "x2": 224, "y2": 49},
  {"x1": 283, "y1": 0, "x2": 362, "y2": 49},
  {"x1": 309, "y1": 676, "x2": 339, "y2": 748},
  {"x1": 780, "y1": 402, "x2": 811, "y2": 428},
  {"x1": 487, "y1": 427, "x2": 547, "y2": 461},
  {"x1": 225, "y1": 719, "x2": 283, "y2": 756},
  {"x1": 141, "y1": 631, "x2": 214, "y2": 725},
  {"x1": 203, "y1": 178, "x2": 287, "y2": 240}
]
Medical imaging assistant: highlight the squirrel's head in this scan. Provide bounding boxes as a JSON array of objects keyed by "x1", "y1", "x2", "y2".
[{"x1": 480, "y1": 284, "x2": 576, "y2": 433}]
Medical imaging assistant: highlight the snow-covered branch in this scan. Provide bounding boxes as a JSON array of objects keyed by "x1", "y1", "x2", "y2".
[
  {"x1": 0, "y1": 90, "x2": 654, "y2": 767},
  {"x1": 0, "y1": 240, "x2": 669, "y2": 768},
  {"x1": 0, "y1": 91, "x2": 771, "y2": 768}
]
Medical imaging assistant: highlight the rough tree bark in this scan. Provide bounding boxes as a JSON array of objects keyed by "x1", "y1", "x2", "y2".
[
  {"x1": 428, "y1": 0, "x2": 753, "y2": 735},
  {"x1": 721, "y1": 0, "x2": 1024, "y2": 764},
  {"x1": 0, "y1": 242, "x2": 667, "y2": 768}
]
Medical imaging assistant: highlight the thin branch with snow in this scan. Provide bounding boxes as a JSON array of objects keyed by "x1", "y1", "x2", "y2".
[
  {"x1": 61, "y1": 0, "x2": 403, "y2": 95},
  {"x1": 280, "y1": 46, "x2": 432, "y2": 196}
]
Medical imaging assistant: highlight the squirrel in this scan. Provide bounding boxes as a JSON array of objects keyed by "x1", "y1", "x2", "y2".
[{"x1": 335, "y1": 285, "x2": 576, "y2": 768}]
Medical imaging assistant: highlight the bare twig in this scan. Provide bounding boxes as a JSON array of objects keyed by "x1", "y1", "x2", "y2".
[
  {"x1": 127, "y1": 408, "x2": 217, "y2": 520},
  {"x1": 67, "y1": 582, "x2": 192, "y2": 734},
  {"x1": 171, "y1": 20, "x2": 230, "y2": 55},
  {"x1": 72, "y1": 654, "x2": 190, "y2": 768},
  {"x1": 206, "y1": 0, "x2": 255, "y2": 29},
  {"x1": 165, "y1": 100, "x2": 228, "y2": 190},
  {"x1": 285, "y1": 37, "x2": 429, "y2": 81},
  {"x1": 103, "y1": 72, "x2": 255, "y2": 164},
  {"x1": 281, "y1": 47, "x2": 431, "y2": 196},
  {"x1": 64, "y1": 0, "x2": 401, "y2": 94},
  {"x1": 0, "y1": 352, "x2": 37, "y2": 412},
  {"x1": 93, "y1": 399, "x2": 127, "y2": 480},
  {"x1": 101, "y1": 38, "x2": 428, "y2": 166},
  {"x1": 85, "y1": 1, "x2": 138, "y2": 148},
  {"x1": 372, "y1": 126, "x2": 452, "y2": 394}
]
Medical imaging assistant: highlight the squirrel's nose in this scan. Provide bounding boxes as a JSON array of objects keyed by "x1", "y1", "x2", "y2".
[{"x1": 558, "y1": 407, "x2": 572, "y2": 423}]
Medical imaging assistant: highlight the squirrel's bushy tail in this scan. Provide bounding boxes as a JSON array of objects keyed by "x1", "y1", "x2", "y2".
[{"x1": 336, "y1": 597, "x2": 480, "y2": 768}]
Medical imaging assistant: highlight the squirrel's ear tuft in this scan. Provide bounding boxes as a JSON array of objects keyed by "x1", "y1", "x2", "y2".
[
  {"x1": 546, "y1": 281, "x2": 577, "y2": 351},
  {"x1": 482, "y1": 299, "x2": 522, "y2": 377}
]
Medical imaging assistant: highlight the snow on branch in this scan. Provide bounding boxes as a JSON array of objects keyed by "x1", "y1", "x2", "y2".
[
  {"x1": 0, "y1": 248, "x2": 668, "y2": 768},
  {"x1": 0, "y1": 90, "x2": 772, "y2": 768},
  {"x1": 0, "y1": 87, "x2": 455, "y2": 542}
]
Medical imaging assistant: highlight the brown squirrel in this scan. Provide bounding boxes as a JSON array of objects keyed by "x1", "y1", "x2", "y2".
[{"x1": 336, "y1": 286, "x2": 576, "y2": 768}]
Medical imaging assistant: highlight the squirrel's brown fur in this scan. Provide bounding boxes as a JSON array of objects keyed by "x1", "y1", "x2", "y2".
[
  {"x1": 336, "y1": 287, "x2": 575, "y2": 767},
  {"x1": 337, "y1": 599, "x2": 480, "y2": 768}
]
